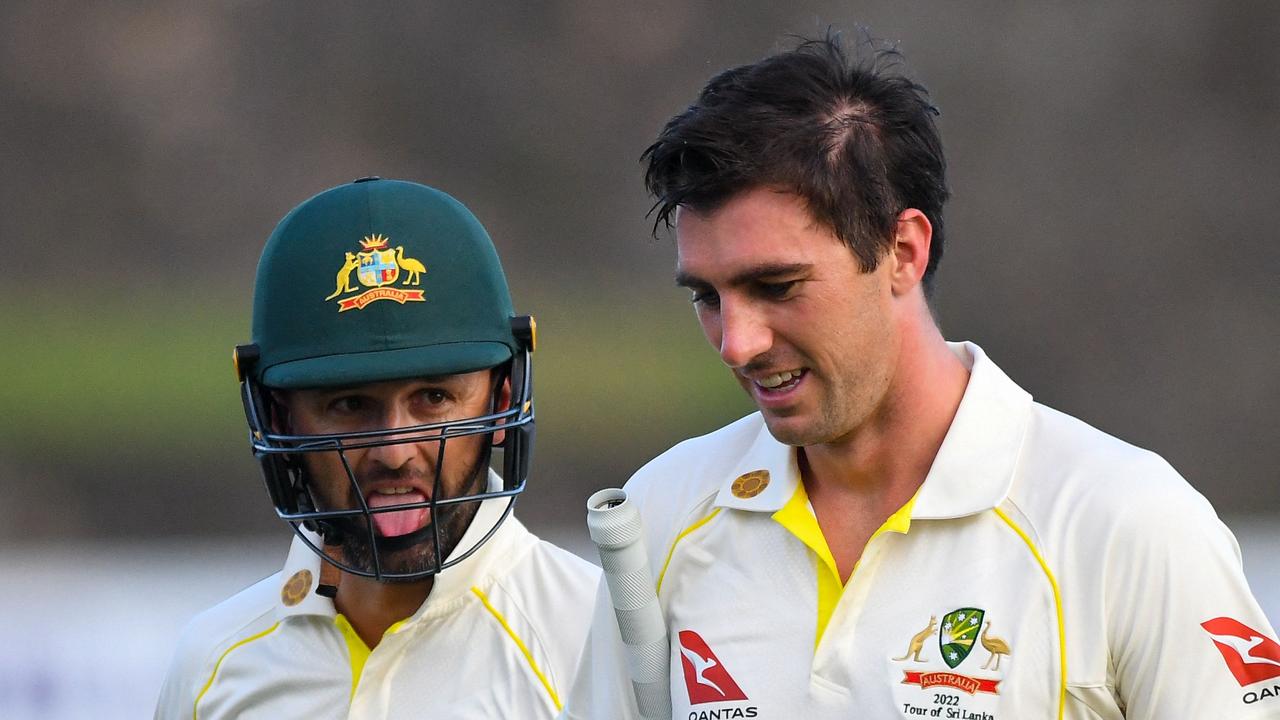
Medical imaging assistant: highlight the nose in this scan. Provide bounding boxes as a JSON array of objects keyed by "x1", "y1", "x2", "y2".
[
  {"x1": 364, "y1": 437, "x2": 417, "y2": 471},
  {"x1": 362, "y1": 403, "x2": 419, "y2": 470},
  {"x1": 714, "y1": 299, "x2": 772, "y2": 369}
]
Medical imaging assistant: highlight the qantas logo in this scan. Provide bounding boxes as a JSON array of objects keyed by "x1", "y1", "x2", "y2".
[
  {"x1": 678, "y1": 630, "x2": 748, "y2": 704},
  {"x1": 1202, "y1": 617, "x2": 1280, "y2": 686}
]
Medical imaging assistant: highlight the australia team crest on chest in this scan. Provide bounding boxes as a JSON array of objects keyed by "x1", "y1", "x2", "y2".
[{"x1": 890, "y1": 607, "x2": 1010, "y2": 719}]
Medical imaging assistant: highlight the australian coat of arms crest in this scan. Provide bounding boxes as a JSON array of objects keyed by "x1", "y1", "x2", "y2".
[
  {"x1": 324, "y1": 234, "x2": 427, "y2": 312},
  {"x1": 893, "y1": 607, "x2": 1010, "y2": 696}
]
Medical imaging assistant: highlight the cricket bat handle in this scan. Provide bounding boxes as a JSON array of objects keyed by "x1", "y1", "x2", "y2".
[{"x1": 586, "y1": 488, "x2": 671, "y2": 720}]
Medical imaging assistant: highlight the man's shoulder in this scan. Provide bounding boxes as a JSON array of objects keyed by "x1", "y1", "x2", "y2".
[
  {"x1": 490, "y1": 516, "x2": 599, "y2": 602},
  {"x1": 1024, "y1": 402, "x2": 1188, "y2": 491},
  {"x1": 625, "y1": 412, "x2": 763, "y2": 502},
  {"x1": 616, "y1": 413, "x2": 763, "y2": 565},
  {"x1": 520, "y1": 532, "x2": 602, "y2": 593},
  {"x1": 158, "y1": 572, "x2": 284, "y2": 702},
  {"x1": 482, "y1": 525, "x2": 600, "y2": 675},
  {"x1": 175, "y1": 572, "x2": 283, "y2": 655},
  {"x1": 1011, "y1": 401, "x2": 1217, "y2": 536}
]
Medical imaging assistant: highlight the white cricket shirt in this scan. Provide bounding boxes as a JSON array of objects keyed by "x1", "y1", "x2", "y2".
[
  {"x1": 157, "y1": 487, "x2": 599, "y2": 720},
  {"x1": 561, "y1": 342, "x2": 1278, "y2": 720}
]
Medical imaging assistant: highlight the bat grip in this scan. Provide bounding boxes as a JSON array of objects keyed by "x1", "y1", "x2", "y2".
[{"x1": 586, "y1": 488, "x2": 672, "y2": 720}]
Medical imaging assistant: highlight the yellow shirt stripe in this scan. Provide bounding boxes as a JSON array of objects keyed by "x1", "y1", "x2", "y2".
[
  {"x1": 193, "y1": 622, "x2": 281, "y2": 720},
  {"x1": 994, "y1": 506, "x2": 1066, "y2": 720},
  {"x1": 656, "y1": 507, "x2": 722, "y2": 595},
  {"x1": 471, "y1": 586, "x2": 562, "y2": 711}
]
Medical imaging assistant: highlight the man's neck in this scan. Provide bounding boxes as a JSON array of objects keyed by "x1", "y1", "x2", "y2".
[
  {"x1": 335, "y1": 573, "x2": 433, "y2": 649},
  {"x1": 800, "y1": 319, "x2": 969, "y2": 580},
  {"x1": 805, "y1": 325, "x2": 968, "y2": 494}
]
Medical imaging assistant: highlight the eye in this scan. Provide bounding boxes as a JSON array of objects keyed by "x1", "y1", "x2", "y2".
[
  {"x1": 416, "y1": 387, "x2": 451, "y2": 406},
  {"x1": 757, "y1": 280, "x2": 798, "y2": 300},
  {"x1": 690, "y1": 289, "x2": 721, "y2": 309},
  {"x1": 327, "y1": 395, "x2": 365, "y2": 415}
]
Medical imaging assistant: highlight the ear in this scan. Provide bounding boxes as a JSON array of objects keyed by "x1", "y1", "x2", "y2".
[
  {"x1": 889, "y1": 208, "x2": 933, "y2": 296},
  {"x1": 491, "y1": 374, "x2": 513, "y2": 445},
  {"x1": 268, "y1": 390, "x2": 292, "y2": 434}
]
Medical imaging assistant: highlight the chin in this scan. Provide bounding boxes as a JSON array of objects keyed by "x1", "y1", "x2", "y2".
[
  {"x1": 338, "y1": 519, "x2": 456, "y2": 579},
  {"x1": 761, "y1": 415, "x2": 818, "y2": 447},
  {"x1": 764, "y1": 404, "x2": 863, "y2": 448},
  {"x1": 379, "y1": 555, "x2": 440, "y2": 582}
]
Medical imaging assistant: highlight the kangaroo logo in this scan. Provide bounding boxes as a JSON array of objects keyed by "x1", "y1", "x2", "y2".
[
  {"x1": 324, "y1": 252, "x2": 360, "y2": 301},
  {"x1": 1202, "y1": 617, "x2": 1280, "y2": 686},
  {"x1": 893, "y1": 615, "x2": 937, "y2": 663},
  {"x1": 677, "y1": 630, "x2": 748, "y2": 704},
  {"x1": 679, "y1": 644, "x2": 724, "y2": 695}
]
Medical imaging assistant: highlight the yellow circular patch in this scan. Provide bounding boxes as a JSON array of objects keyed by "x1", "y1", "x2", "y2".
[
  {"x1": 731, "y1": 470, "x2": 771, "y2": 499},
  {"x1": 281, "y1": 569, "x2": 313, "y2": 607}
]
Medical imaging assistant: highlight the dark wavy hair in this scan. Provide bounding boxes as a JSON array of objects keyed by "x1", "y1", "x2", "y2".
[{"x1": 643, "y1": 32, "x2": 950, "y2": 292}]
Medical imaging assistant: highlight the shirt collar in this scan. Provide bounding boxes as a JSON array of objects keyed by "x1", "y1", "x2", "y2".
[
  {"x1": 418, "y1": 472, "x2": 528, "y2": 610},
  {"x1": 275, "y1": 528, "x2": 334, "y2": 620},
  {"x1": 910, "y1": 342, "x2": 1032, "y2": 519},
  {"x1": 274, "y1": 470, "x2": 528, "y2": 620},
  {"x1": 710, "y1": 341, "x2": 1032, "y2": 520},
  {"x1": 712, "y1": 418, "x2": 802, "y2": 512}
]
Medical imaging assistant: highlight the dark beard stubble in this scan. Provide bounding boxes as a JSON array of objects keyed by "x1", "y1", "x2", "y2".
[{"x1": 334, "y1": 444, "x2": 491, "y2": 581}]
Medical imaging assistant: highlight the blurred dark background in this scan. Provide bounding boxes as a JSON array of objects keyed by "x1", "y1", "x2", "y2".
[{"x1": 2, "y1": 1, "x2": 1277, "y2": 549}]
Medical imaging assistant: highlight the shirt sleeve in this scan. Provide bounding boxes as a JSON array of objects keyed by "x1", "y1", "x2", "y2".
[
  {"x1": 153, "y1": 631, "x2": 204, "y2": 720},
  {"x1": 1104, "y1": 468, "x2": 1279, "y2": 719},
  {"x1": 558, "y1": 574, "x2": 643, "y2": 720}
]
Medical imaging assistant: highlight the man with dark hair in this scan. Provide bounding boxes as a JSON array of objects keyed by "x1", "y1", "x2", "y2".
[
  {"x1": 645, "y1": 40, "x2": 949, "y2": 293},
  {"x1": 156, "y1": 178, "x2": 598, "y2": 719},
  {"x1": 561, "y1": 36, "x2": 1276, "y2": 719}
]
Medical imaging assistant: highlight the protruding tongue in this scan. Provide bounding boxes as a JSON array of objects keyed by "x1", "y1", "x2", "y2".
[{"x1": 366, "y1": 490, "x2": 429, "y2": 537}]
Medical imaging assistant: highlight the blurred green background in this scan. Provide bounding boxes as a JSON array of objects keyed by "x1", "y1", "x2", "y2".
[{"x1": 1, "y1": 2, "x2": 1276, "y2": 554}]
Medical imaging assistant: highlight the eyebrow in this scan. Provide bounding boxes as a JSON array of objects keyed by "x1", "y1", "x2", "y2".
[{"x1": 675, "y1": 262, "x2": 811, "y2": 289}]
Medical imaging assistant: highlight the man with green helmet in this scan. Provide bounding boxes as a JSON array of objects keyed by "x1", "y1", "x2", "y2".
[{"x1": 155, "y1": 178, "x2": 598, "y2": 719}]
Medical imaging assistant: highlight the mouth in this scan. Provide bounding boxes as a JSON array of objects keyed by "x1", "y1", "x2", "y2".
[
  {"x1": 748, "y1": 367, "x2": 806, "y2": 396},
  {"x1": 365, "y1": 485, "x2": 430, "y2": 537},
  {"x1": 755, "y1": 368, "x2": 804, "y2": 390},
  {"x1": 740, "y1": 367, "x2": 808, "y2": 410}
]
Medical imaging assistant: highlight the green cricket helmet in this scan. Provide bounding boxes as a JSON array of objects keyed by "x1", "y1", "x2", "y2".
[{"x1": 233, "y1": 177, "x2": 535, "y2": 581}]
